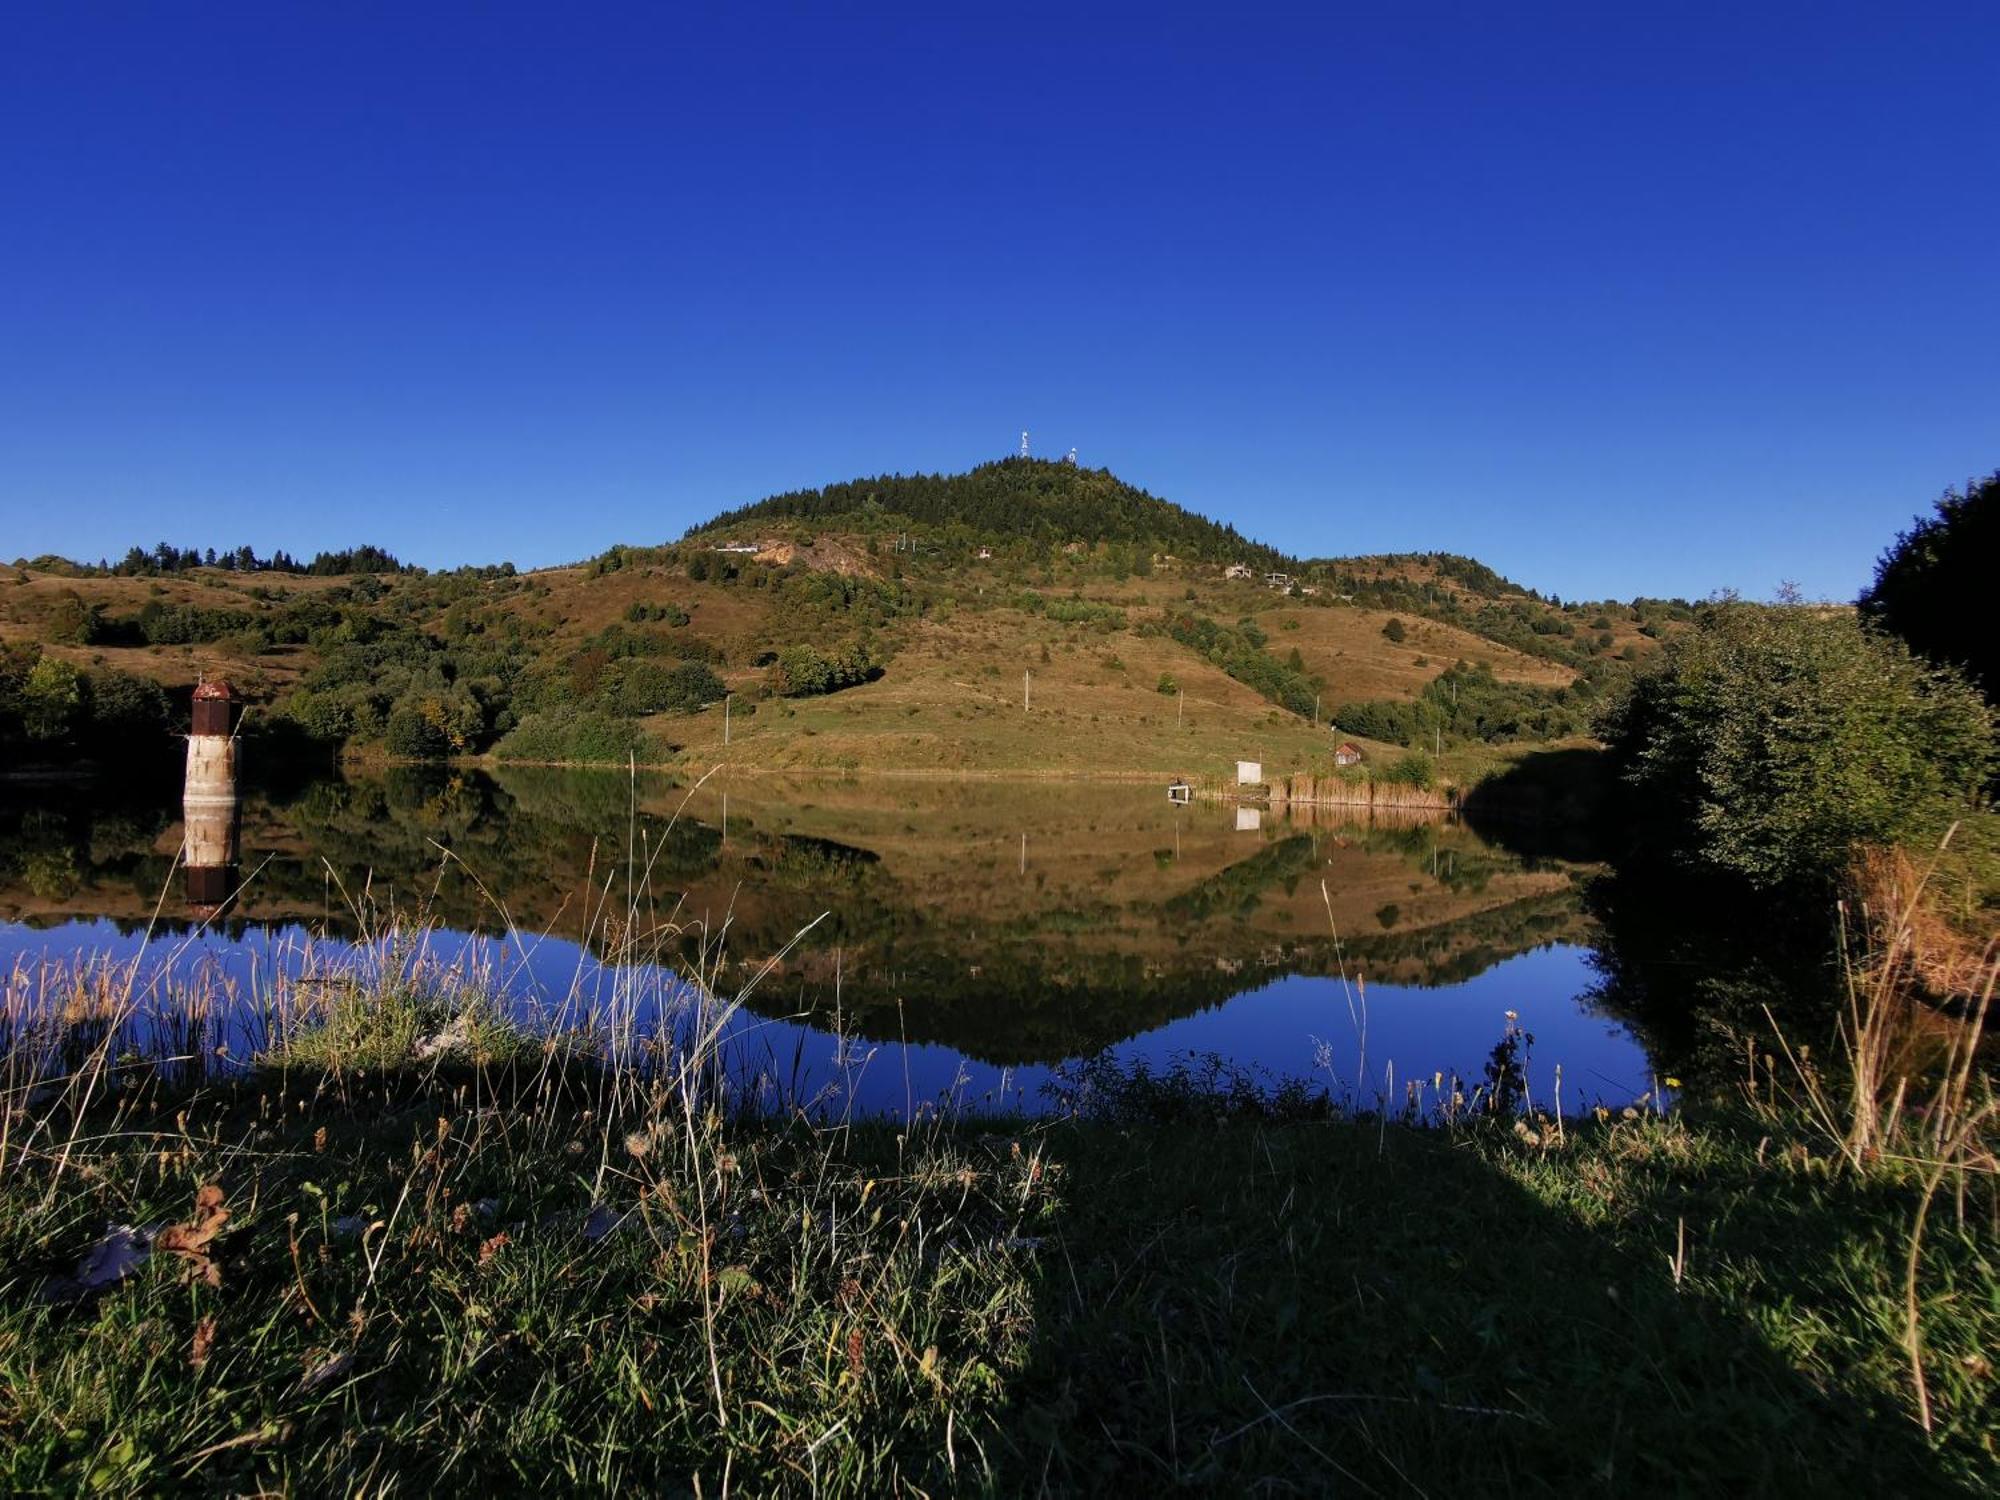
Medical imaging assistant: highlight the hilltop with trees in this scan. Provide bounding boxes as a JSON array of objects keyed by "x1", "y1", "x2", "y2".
[{"x1": 690, "y1": 457, "x2": 1286, "y2": 567}]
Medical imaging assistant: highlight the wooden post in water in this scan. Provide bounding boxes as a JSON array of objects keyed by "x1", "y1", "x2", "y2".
[{"x1": 183, "y1": 679, "x2": 240, "y2": 919}]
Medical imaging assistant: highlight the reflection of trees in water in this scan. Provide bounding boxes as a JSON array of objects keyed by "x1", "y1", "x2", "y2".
[
  {"x1": 2, "y1": 768, "x2": 1597, "y2": 1065},
  {"x1": 0, "y1": 776, "x2": 179, "y2": 927},
  {"x1": 1579, "y1": 865, "x2": 1841, "y2": 1088},
  {"x1": 1458, "y1": 754, "x2": 1843, "y2": 1093},
  {"x1": 752, "y1": 834, "x2": 881, "y2": 885},
  {"x1": 748, "y1": 886, "x2": 1593, "y2": 1066},
  {"x1": 1165, "y1": 836, "x2": 1318, "y2": 921}
]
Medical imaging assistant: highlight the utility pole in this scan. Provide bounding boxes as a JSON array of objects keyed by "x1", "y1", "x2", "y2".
[
  {"x1": 1313, "y1": 693, "x2": 1319, "y2": 728},
  {"x1": 1177, "y1": 687, "x2": 1183, "y2": 728},
  {"x1": 724, "y1": 694, "x2": 732, "y2": 746},
  {"x1": 1023, "y1": 670, "x2": 1031, "y2": 711}
]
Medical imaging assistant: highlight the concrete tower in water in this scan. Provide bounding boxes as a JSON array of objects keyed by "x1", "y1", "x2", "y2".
[{"x1": 183, "y1": 679, "x2": 240, "y2": 919}]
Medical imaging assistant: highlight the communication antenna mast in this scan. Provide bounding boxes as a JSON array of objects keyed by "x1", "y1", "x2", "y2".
[
  {"x1": 1065, "y1": 447, "x2": 1078, "y2": 466},
  {"x1": 1020, "y1": 430, "x2": 1030, "y2": 459}
]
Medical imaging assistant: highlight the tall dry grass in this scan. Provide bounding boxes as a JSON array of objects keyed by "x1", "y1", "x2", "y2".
[{"x1": 1759, "y1": 825, "x2": 1997, "y2": 1432}]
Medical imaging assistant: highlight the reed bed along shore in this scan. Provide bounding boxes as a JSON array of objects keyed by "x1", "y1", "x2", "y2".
[{"x1": 1, "y1": 886, "x2": 1994, "y2": 1492}]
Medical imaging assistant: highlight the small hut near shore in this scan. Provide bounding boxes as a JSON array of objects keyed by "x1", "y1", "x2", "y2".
[{"x1": 1332, "y1": 741, "x2": 1363, "y2": 767}]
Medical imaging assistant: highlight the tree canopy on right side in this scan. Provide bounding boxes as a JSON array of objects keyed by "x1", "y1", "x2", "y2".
[{"x1": 1859, "y1": 469, "x2": 1997, "y2": 702}]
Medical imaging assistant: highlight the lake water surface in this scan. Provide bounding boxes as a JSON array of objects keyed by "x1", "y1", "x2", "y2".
[{"x1": 0, "y1": 766, "x2": 1654, "y2": 1117}]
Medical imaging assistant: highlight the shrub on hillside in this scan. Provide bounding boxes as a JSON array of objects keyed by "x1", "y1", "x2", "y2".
[
  {"x1": 19, "y1": 657, "x2": 84, "y2": 743},
  {"x1": 604, "y1": 660, "x2": 724, "y2": 716},
  {"x1": 770, "y1": 642, "x2": 876, "y2": 698},
  {"x1": 136, "y1": 600, "x2": 254, "y2": 645},
  {"x1": 43, "y1": 592, "x2": 105, "y2": 645},
  {"x1": 494, "y1": 707, "x2": 644, "y2": 765},
  {"x1": 384, "y1": 703, "x2": 451, "y2": 760},
  {"x1": 0, "y1": 647, "x2": 169, "y2": 763},
  {"x1": 82, "y1": 670, "x2": 171, "y2": 748},
  {"x1": 1381, "y1": 752, "x2": 1437, "y2": 790}
]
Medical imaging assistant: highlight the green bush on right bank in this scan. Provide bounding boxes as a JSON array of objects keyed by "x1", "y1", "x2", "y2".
[{"x1": 1599, "y1": 600, "x2": 1995, "y2": 894}]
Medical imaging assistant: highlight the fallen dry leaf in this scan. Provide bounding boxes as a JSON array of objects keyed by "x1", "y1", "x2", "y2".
[
  {"x1": 156, "y1": 1183, "x2": 231, "y2": 1288},
  {"x1": 191, "y1": 1315, "x2": 217, "y2": 1370}
]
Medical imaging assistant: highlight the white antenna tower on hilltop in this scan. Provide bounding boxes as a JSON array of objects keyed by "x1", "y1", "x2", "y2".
[
  {"x1": 1065, "y1": 446, "x2": 1078, "y2": 466},
  {"x1": 1019, "y1": 430, "x2": 1030, "y2": 459}
]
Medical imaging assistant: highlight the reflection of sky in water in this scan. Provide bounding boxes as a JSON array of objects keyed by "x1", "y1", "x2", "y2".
[{"x1": 1, "y1": 919, "x2": 1650, "y2": 1118}]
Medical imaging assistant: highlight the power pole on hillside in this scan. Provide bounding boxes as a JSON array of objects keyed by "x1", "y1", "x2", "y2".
[
  {"x1": 1023, "y1": 670, "x2": 1032, "y2": 711},
  {"x1": 1020, "y1": 430, "x2": 1030, "y2": 459},
  {"x1": 1177, "y1": 687, "x2": 1183, "y2": 729}
]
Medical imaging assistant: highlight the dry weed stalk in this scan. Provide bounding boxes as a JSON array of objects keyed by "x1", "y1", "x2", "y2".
[{"x1": 1763, "y1": 825, "x2": 1997, "y2": 1433}]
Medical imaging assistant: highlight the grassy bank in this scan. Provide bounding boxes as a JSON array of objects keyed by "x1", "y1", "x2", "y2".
[{"x1": 1, "y1": 964, "x2": 1993, "y2": 1494}]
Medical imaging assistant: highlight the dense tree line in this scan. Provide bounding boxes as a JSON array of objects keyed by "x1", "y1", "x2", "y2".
[
  {"x1": 18, "y1": 542, "x2": 421, "y2": 578},
  {"x1": 1161, "y1": 613, "x2": 1321, "y2": 719},
  {"x1": 1334, "y1": 660, "x2": 1608, "y2": 748},
  {"x1": 1018, "y1": 593, "x2": 1128, "y2": 630}
]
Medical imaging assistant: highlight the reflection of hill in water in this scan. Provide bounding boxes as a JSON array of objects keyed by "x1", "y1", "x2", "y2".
[{"x1": 0, "y1": 768, "x2": 1592, "y2": 1065}]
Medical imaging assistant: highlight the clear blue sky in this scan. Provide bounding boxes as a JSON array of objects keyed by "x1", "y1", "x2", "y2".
[{"x1": 3, "y1": 3, "x2": 1995, "y2": 601}]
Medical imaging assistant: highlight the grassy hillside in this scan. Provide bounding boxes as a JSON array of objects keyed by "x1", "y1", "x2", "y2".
[{"x1": 1, "y1": 462, "x2": 1680, "y2": 777}]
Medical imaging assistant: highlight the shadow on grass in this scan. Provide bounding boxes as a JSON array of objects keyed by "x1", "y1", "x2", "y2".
[{"x1": 994, "y1": 1114, "x2": 1981, "y2": 1494}]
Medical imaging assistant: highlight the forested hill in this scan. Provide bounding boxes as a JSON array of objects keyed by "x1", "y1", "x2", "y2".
[{"x1": 688, "y1": 458, "x2": 1287, "y2": 567}]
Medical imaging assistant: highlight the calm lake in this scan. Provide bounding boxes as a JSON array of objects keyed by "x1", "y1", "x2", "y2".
[{"x1": 0, "y1": 765, "x2": 1656, "y2": 1116}]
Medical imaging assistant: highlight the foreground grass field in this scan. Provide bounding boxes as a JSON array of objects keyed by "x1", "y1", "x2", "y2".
[{"x1": 2, "y1": 978, "x2": 1993, "y2": 1495}]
